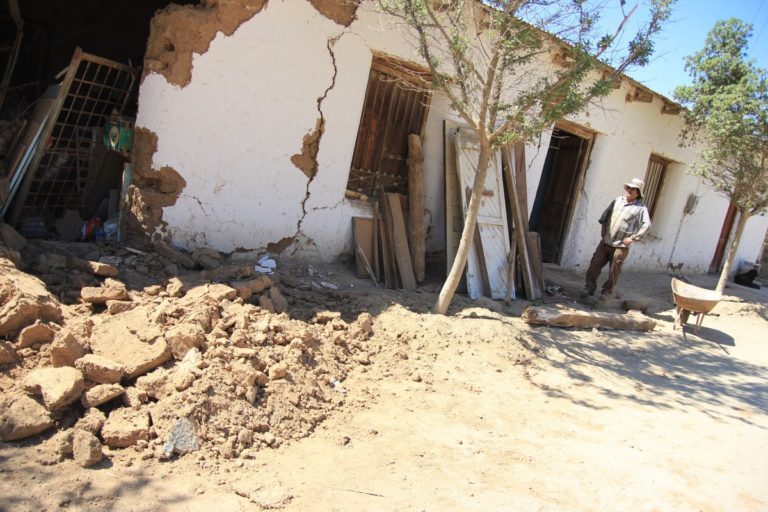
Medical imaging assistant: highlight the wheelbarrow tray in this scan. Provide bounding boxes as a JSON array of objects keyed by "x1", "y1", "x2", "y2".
[{"x1": 671, "y1": 278, "x2": 721, "y2": 314}]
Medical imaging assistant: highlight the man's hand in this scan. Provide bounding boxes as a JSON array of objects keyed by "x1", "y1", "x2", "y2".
[{"x1": 622, "y1": 237, "x2": 633, "y2": 246}]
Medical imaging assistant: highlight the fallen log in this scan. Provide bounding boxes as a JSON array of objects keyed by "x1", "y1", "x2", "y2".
[{"x1": 522, "y1": 305, "x2": 656, "y2": 332}]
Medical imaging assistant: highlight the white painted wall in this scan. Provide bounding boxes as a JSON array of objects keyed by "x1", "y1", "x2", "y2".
[{"x1": 135, "y1": 0, "x2": 768, "y2": 275}]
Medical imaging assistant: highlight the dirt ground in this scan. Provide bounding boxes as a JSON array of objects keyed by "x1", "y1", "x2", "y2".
[{"x1": 1, "y1": 258, "x2": 767, "y2": 512}]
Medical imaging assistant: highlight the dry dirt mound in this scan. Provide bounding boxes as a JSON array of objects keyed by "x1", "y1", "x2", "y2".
[{"x1": 0, "y1": 229, "x2": 378, "y2": 467}]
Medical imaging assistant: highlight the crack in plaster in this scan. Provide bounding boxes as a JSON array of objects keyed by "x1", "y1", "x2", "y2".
[{"x1": 291, "y1": 31, "x2": 345, "y2": 252}]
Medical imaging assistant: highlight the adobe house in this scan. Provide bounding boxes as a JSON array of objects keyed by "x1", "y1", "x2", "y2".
[{"x1": 4, "y1": 0, "x2": 767, "y2": 277}]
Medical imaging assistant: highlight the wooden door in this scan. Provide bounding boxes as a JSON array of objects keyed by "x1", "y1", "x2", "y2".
[{"x1": 454, "y1": 129, "x2": 512, "y2": 299}]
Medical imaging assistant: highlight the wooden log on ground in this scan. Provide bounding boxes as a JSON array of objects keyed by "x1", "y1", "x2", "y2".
[{"x1": 522, "y1": 305, "x2": 656, "y2": 331}]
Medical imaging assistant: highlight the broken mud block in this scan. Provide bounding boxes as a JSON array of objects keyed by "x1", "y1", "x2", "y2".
[
  {"x1": 75, "y1": 408, "x2": 107, "y2": 435},
  {"x1": 192, "y1": 247, "x2": 222, "y2": 270},
  {"x1": 184, "y1": 283, "x2": 237, "y2": 303},
  {"x1": 50, "y1": 330, "x2": 88, "y2": 368},
  {"x1": 135, "y1": 368, "x2": 170, "y2": 400},
  {"x1": 154, "y1": 240, "x2": 196, "y2": 269},
  {"x1": 101, "y1": 408, "x2": 150, "y2": 448},
  {"x1": 81, "y1": 384, "x2": 126, "y2": 408},
  {"x1": 22, "y1": 367, "x2": 85, "y2": 411},
  {"x1": 16, "y1": 321, "x2": 56, "y2": 348},
  {"x1": 80, "y1": 285, "x2": 130, "y2": 304},
  {"x1": 89, "y1": 305, "x2": 172, "y2": 378},
  {"x1": 164, "y1": 323, "x2": 206, "y2": 360},
  {"x1": 0, "y1": 222, "x2": 26, "y2": 251},
  {"x1": 70, "y1": 258, "x2": 119, "y2": 278},
  {"x1": 37, "y1": 429, "x2": 74, "y2": 465},
  {"x1": 75, "y1": 354, "x2": 126, "y2": 384},
  {"x1": 166, "y1": 277, "x2": 184, "y2": 297},
  {"x1": 355, "y1": 312, "x2": 374, "y2": 335},
  {"x1": 313, "y1": 311, "x2": 341, "y2": 324},
  {"x1": 0, "y1": 341, "x2": 16, "y2": 364},
  {"x1": 72, "y1": 429, "x2": 103, "y2": 467},
  {"x1": 259, "y1": 294, "x2": 275, "y2": 313},
  {"x1": 0, "y1": 259, "x2": 62, "y2": 337},
  {"x1": 144, "y1": 284, "x2": 164, "y2": 296},
  {"x1": 230, "y1": 275, "x2": 272, "y2": 300},
  {"x1": 161, "y1": 417, "x2": 200, "y2": 458},
  {"x1": 270, "y1": 287, "x2": 289, "y2": 314},
  {"x1": 268, "y1": 362, "x2": 288, "y2": 381},
  {"x1": 106, "y1": 300, "x2": 136, "y2": 315},
  {"x1": 0, "y1": 395, "x2": 55, "y2": 441},
  {"x1": 201, "y1": 263, "x2": 254, "y2": 282}
]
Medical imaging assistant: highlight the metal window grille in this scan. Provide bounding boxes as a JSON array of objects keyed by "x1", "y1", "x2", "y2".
[
  {"x1": 9, "y1": 48, "x2": 137, "y2": 224},
  {"x1": 643, "y1": 155, "x2": 668, "y2": 217}
]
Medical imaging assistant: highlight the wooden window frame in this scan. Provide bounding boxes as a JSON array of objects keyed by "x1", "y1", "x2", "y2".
[{"x1": 643, "y1": 154, "x2": 669, "y2": 218}]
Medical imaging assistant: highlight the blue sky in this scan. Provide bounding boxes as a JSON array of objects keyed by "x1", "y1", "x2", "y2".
[{"x1": 600, "y1": 0, "x2": 768, "y2": 98}]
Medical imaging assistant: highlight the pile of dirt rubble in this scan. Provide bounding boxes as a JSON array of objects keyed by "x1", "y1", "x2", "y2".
[{"x1": 0, "y1": 224, "x2": 376, "y2": 468}]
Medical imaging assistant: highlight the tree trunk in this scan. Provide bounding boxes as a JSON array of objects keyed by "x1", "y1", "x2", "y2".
[
  {"x1": 716, "y1": 208, "x2": 750, "y2": 294},
  {"x1": 433, "y1": 141, "x2": 492, "y2": 314}
]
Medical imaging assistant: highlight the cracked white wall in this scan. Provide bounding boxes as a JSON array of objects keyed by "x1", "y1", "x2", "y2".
[{"x1": 136, "y1": 0, "x2": 768, "y2": 272}]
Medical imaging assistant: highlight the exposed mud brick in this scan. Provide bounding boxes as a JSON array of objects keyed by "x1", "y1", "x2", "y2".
[
  {"x1": 81, "y1": 384, "x2": 125, "y2": 408},
  {"x1": 90, "y1": 305, "x2": 171, "y2": 378},
  {"x1": 201, "y1": 263, "x2": 254, "y2": 282},
  {"x1": 122, "y1": 387, "x2": 149, "y2": 408},
  {"x1": 0, "y1": 395, "x2": 55, "y2": 441},
  {"x1": 73, "y1": 429, "x2": 103, "y2": 467},
  {"x1": 313, "y1": 311, "x2": 341, "y2": 324},
  {"x1": 268, "y1": 362, "x2": 288, "y2": 381},
  {"x1": 101, "y1": 408, "x2": 150, "y2": 448},
  {"x1": 185, "y1": 283, "x2": 237, "y2": 303},
  {"x1": 154, "y1": 240, "x2": 196, "y2": 269},
  {"x1": 50, "y1": 330, "x2": 88, "y2": 367},
  {"x1": 0, "y1": 341, "x2": 17, "y2": 364},
  {"x1": 230, "y1": 276, "x2": 272, "y2": 300},
  {"x1": 75, "y1": 408, "x2": 107, "y2": 434},
  {"x1": 70, "y1": 258, "x2": 119, "y2": 278},
  {"x1": 270, "y1": 287, "x2": 289, "y2": 314},
  {"x1": 192, "y1": 247, "x2": 222, "y2": 270},
  {"x1": 17, "y1": 321, "x2": 56, "y2": 348},
  {"x1": 144, "y1": 284, "x2": 164, "y2": 296},
  {"x1": 80, "y1": 286, "x2": 130, "y2": 304},
  {"x1": 75, "y1": 354, "x2": 126, "y2": 384},
  {"x1": 136, "y1": 368, "x2": 170, "y2": 400},
  {"x1": 166, "y1": 277, "x2": 184, "y2": 297},
  {"x1": 355, "y1": 312, "x2": 374, "y2": 335},
  {"x1": 0, "y1": 259, "x2": 62, "y2": 337},
  {"x1": 165, "y1": 323, "x2": 206, "y2": 360},
  {"x1": 106, "y1": 300, "x2": 136, "y2": 315},
  {"x1": 173, "y1": 369, "x2": 196, "y2": 391},
  {"x1": 180, "y1": 301, "x2": 220, "y2": 333},
  {"x1": 22, "y1": 367, "x2": 84, "y2": 411},
  {"x1": 259, "y1": 295, "x2": 275, "y2": 313},
  {"x1": 0, "y1": 222, "x2": 26, "y2": 251}
]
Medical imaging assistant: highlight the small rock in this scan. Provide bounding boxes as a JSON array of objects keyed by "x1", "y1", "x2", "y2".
[
  {"x1": 166, "y1": 277, "x2": 184, "y2": 298},
  {"x1": 268, "y1": 362, "x2": 288, "y2": 381},
  {"x1": 50, "y1": 330, "x2": 87, "y2": 367},
  {"x1": 161, "y1": 417, "x2": 200, "y2": 458},
  {"x1": 101, "y1": 408, "x2": 150, "y2": 448},
  {"x1": 0, "y1": 395, "x2": 55, "y2": 441},
  {"x1": 70, "y1": 258, "x2": 119, "y2": 278},
  {"x1": 73, "y1": 429, "x2": 103, "y2": 467},
  {"x1": 144, "y1": 285, "x2": 164, "y2": 296},
  {"x1": 106, "y1": 300, "x2": 136, "y2": 315},
  {"x1": 356, "y1": 312, "x2": 374, "y2": 335},
  {"x1": 173, "y1": 369, "x2": 196, "y2": 391},
  {"x1": 17, "y1": 321, "x2": 56, "y2": 348},
  {"x1": 411, "y1": 373, "x2": 422, "y2": 382},
  {"x1": 259, "y1": 295, "x2": 275, "y2": 313},
  {"x1": 269, "y1": 287, "x2": 288, "y2": 314},
  {"x1": 81, "y1": 383, "x2": 125, "y2": 408},
  {"x1": 80, "y1": 285, "x2": 129, "y2": 304},
  {"x1": 135, "y1": 368, "x2": 169, "y2": 400},
  {"x1": 75, "y1": 354, "x2": 125, "y2": 384},
  {"x1": 165, "y1": 323, "x2": 206, "y2": 360},
  {"x1": 75, "y1": 408, "x2": 107, "y2": 434},
  {"x1": 0, "y1": 341, "x2": 16, "y2": 365},
  {"x1": 22, "y1": 367, "x2": 84, "y2": 411},
  {"x1": 314, "y1": 311, "x2": 341, "y2": 324}
]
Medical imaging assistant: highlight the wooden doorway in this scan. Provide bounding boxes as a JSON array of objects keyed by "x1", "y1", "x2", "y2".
[{"x1": 530, "y1": 122, "x2": 595, "y2": 263}]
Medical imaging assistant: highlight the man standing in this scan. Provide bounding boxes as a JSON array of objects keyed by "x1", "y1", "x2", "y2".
[{"x1": 584, "y1": 178, "x2": 651, "y2": 299}]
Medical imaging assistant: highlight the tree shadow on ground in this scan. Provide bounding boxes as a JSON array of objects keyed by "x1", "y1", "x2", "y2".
[{"x1": 520, "y1": 324, "x2": 767, "y2": 427}]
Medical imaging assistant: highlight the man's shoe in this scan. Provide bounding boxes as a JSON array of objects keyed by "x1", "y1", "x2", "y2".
[{"x1": 580, "y1": 287, "x2": 594, "y2": 298}]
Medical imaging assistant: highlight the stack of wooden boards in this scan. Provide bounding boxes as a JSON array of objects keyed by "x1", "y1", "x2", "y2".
[{"x1": 351, "y1": 134, "x2": 426, "y2": 290}]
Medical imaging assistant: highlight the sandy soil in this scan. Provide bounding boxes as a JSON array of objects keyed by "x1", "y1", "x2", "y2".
[{"x1": 1, "y1": 264, "x2": 767, "y2": 512}]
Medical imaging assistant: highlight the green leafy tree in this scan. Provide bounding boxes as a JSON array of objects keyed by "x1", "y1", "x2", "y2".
[
  {"x1": 674, "y1": 19, "x2": 768, "y2": 294},
  {"x1": 376, "y1": 0, "x2": 674, "y2": 314}
]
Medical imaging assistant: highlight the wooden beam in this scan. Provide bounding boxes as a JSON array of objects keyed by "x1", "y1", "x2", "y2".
[
  {"x1": 407, "y1": 134, "x2": 426, "y2": 283},
  {"x1": 522, "y1": 305, "x2": 657, "y2": 332},
  {"x1": 386, "y1": 193, "x2": 417, "y2": 290},
  {"x1": 627, "y1": 87, "x2": 654, "y2": 103},
  {"x1": 661, "y1": 102, "x2": 681, "y2": 115}
]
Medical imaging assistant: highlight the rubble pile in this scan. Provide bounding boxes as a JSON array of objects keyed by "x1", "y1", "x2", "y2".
[{"x1": 0, "y1": 224, "x2": 376, "y2": 467}]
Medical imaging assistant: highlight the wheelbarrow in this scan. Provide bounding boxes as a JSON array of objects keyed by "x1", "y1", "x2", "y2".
[{"x1": 671, "y1": 278, "x2": 722, "y2": 333}]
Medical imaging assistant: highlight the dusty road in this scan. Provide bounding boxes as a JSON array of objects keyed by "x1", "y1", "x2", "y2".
[{"x1": 1, "y1": 268, "x2": 767, "y2": 511}]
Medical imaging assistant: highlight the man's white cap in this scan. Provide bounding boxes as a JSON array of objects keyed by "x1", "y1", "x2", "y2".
[{"x1": 624, "y1": 177, "x2": 644, "y2": 197}]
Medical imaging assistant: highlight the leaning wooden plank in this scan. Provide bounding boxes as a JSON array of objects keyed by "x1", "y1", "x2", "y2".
[
  {"x1": 501, "y1": 145, "x2": 540, "y2": 300},
  {"x1": 513, "y1": 141, "x2": 529, "y2": 231},
  {"x1": 378, "y1": 201, "x2": 397, "y2": 289},
  {"x1": 474, "y1": 223, "x2": 491, "y2": 297},
  {"x1": 505, "y1": 232, "x2": 517, "y2": 304},
  {"x1": 386, "y1": 193, "x2": 417, "y2": 290},
  {"x1": 372, "y1": 200, "x2": 380, "y2": 279},
  {"x1": 356, "y1": 243, "x2": 378, "y2": 287},
  {"x1": 352, "y1": 217, "x2": 375, "y2": 279},
  {"x1": 522, "y1": 305, "x2": 656, "y2": 332},
  {"x1": 526, "y1": 231, "x2": 546, "y2": 297},
  {"x1": 408, "y1": 134, "x2": 426, "y2": 283}
]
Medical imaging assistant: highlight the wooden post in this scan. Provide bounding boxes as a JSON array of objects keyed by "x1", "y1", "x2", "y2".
[{"x1": 407, "y1": 134, "x2": 426, "y2": 283}]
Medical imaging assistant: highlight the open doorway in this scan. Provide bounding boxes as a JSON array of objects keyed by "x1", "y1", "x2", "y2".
[{"x1": 529, "y1": 121, "x2": 595, "y2": 263}]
